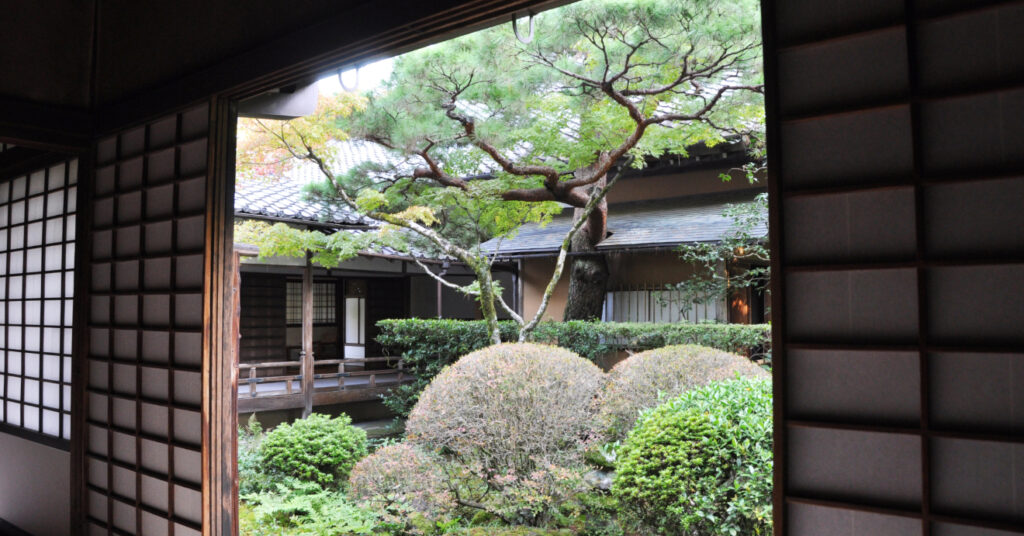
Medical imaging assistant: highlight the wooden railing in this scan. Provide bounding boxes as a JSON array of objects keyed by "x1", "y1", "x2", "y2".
[{"x1": 237, "y1": 357, "x2": 406, "y2": 399}]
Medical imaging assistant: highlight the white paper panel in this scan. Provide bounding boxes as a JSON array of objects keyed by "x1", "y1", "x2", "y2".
[
  {"x1": 784, "y1": 187, "x2": 916, "y2": 263},
  {"x1": 924, "y1": 177, "x2": 1024, "y2": 258},
  {"x1": 932, "y1": 523, "x2": 1023, "y2": 536},
  {"x1": 921, "y1": 88, "x2": 1024, "y2": 175},
  {"x1": 931, "y1": 438, "x2": 1024, "y2": 523},
  {"x1": 779, "y1": 28, "x2": 908, "y2": 116},
  {"x1": 788, "y1": 427, "x2": 922, "y2": 507},
  {"x1": 916, "y1": 4, "x2": 1024, "y2": 92},
  {"x1": 84, "y1": 105, "x2": 208, "y2": 531},
  {"x1": 927, "y1": 265, "x2": 1024, "y2": 345},
  {"x1": 0, "y1": 159, "x2": 76, "y2": 439},
  {"x1": 786, "y1": 269, "x2": 919, "y2": 343},
  {"x1": 930, "y1": 352, "x2": 1024, "y2": 431},
  {"x1": 789, "y1": 502, "x2": 920, "y2": 536},
  {"x1": 775, "y1": 0, "x2": 903, "y2": 44},
  {"x1": 781, "y1": 107, "x2": 913, "y2": 189}
]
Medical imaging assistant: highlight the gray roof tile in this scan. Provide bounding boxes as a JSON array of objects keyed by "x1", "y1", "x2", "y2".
[{"x1": 481, "y1": 189, "x2": 767, "y2": 256}]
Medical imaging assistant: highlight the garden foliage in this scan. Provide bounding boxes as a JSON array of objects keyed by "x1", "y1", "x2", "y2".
[
  {"x1": 613, "y1": 377, "x2": 773, "y2": 535},
  {"x1": 406, "y1": 343, "x2": 604, "y2": 526},
  {"x1": 241, "y1": 479, "x2": 378, "y2": 536},
  {"x1": 407, "y1": 343, "x2": 603, "y2": 473},
  {"x1": 595, "y1": 345, "x2": 769, "y2": 441},
  {"x1": 349, "y1": 443, "x2": 455, "y2": 520},
  {"x1": 258, "y1": 413, "x2": 368, "y2": 488},
  {"x1": 377, "y1": 318, "x2": 770, "y2": 416}
]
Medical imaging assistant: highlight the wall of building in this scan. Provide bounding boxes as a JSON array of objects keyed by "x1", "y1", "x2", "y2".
[
  {"x1": 606, "y1": 167, "x2": 762, "y2": 204},
  {"x1": 408, "y1": 270, "x2": 516, "y2": 321},
  {"x1": 0, "y1": 433, "x2": 69, "y2": 535},
  {"x1": 521, "y1": 251, "x2": 705, "y2": 321}
]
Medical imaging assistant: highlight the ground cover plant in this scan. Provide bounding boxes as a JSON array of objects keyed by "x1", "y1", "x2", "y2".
[
  {"x1": 239, "y1": 345, "x2": 773, "y2": 535},
  {"x1": 239, "y1": 413, "x2": 379, "y2": 535}
]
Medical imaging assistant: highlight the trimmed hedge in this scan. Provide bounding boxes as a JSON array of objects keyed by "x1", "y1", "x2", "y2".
[
  {"x1": 613, "y1": 377, "x2": 773, "y2": 535},
  {"x1": 376, "y1": 319, "x2": 770, "y2": 417},
  {"x1": 258, "y1": 413, "x2": 368, "y2": 488},
  {"x1": 595, "y1": 344, "x2": 770, "y2": 441},
  {"x1": 377, "y1": 319, "x2": 769, "y2": 361}
]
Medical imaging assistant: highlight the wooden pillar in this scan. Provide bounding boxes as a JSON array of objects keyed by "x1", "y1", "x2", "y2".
[
  {"x1": 301, "y1": 253, "x2": 314, "y2": 417},
  {"x1": 436, "y1": 277, "x2": 443, "y2": 319}
]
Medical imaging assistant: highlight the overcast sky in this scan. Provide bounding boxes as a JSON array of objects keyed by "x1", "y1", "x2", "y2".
[{"x1": 317, "y1": 58, "x2": 394, "y2": 94}]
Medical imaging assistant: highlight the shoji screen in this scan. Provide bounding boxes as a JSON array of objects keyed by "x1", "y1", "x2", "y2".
[
  {"x1": 768, "y1": 1, "x2": 1024, "y2": 534},
  {"x1": 84, "y1": 105, "x2": 210, "y2": 535},
  {"x1": 0, "y1": 159, "x2": 77, "y2": 442}
]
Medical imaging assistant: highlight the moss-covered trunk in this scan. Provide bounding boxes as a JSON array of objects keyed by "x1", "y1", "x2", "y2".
[
  {"x1": 564, "y1": 175, "x2": 609, "y2": 321},
  {"x1": 474, "y1": 266, "x2": 502, "y2": 345},
  {"x1": 563, "y1": 232, "x2": 609, "y2": 321}
]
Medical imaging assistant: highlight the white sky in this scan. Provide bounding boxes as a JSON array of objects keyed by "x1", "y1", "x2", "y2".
[{"x1": 317, "y1": 58, "x2": 395, "y2": 95}]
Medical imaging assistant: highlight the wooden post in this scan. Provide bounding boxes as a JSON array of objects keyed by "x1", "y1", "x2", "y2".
[{"x1": 301, "y1": 253, "x2": 314, "y2": 417}]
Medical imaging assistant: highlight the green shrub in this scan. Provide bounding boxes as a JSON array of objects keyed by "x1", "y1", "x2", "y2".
[
  {"x1": 238, "y1": 415, "x2": 274, "y2": 495},
  {"x1": 348, "y1": 443, "x2": 454, "y2": 518},
  {"x1": 258, "y1": 413, "x2": 368, "y2": 488},
  {"x1": 407, "y1": 343, "x2": 603, "y2": 473},
  {"x1": 376, "y1": 319, "x2": 770, "y2": 416},
  {"x1": 595, "y1": 344, "x2": 768, "y2": 441},
  {"x1": 612, "y1": 377, "x2": 773, "y2": 536},
  {"x1": 406, "y1": 343, "x2": 602, "y2": 526}
]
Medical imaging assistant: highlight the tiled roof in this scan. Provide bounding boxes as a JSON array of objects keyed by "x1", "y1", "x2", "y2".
[
  {"x1": 234, "y1": 139, "x2": 399, "y2": 226},
  {"x1": 234, "y1": 177, "x2": 374, "y2": 226},
  {"x1": 481, "y1": 188, "x2": 767, "y2": 256}
]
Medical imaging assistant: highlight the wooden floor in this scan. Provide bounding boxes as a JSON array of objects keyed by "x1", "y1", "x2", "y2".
[{"x1": 237, "y1": 357, "x2": 411, "y2": 413}]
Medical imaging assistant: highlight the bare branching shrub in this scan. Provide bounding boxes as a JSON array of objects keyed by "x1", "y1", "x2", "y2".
[
  {"x1": 407, "y1": 343, "x2": 605, "y2": 474},
  {"x1": 348, "y1": 443, "x2": 454, "y2": 517},
  {"x1": 595, "y1": 344, "x2": 768, "y2": 441}
]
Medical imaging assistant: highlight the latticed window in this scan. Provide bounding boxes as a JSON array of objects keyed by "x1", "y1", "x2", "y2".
[
  {"x1": 0, "y1": 159, "x2": 77, "y2": 442},
  {"x1": 286, "y1": 280, "x2": 337, "y2": 325},
  {"x1": 601, "y1": 286, "x2": 725, "y2": 324}
]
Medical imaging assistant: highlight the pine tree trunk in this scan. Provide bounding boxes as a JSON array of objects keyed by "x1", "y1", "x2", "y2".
[
  {"x1": 563, "y1": 232, "x2": 609, "y2": 320},
  {"x1": 563, "y1": 170, "x2": 609, "y2": 321}
]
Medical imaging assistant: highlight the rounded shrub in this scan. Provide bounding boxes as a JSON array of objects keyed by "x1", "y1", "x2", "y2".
[
  {"x1": 406, "y1": 343, "x2": 605, "y2": 473},
  {"x1": 595, "y1": 344, "x2": 768, "y2": 441},
  {"x1": 258, "y1": 413, "x2": 368, "y2": 488},
  {"x1": 612, "y1": 377, "x2": 773, "y2": 536},
  {"x1": 348, "y1": 442, "x2": 453, "y2": 516}
]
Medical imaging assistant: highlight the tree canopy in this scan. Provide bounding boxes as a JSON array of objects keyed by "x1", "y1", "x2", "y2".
[{"x1": 237, "y1": 0, "x2": 764, "y2": 341}]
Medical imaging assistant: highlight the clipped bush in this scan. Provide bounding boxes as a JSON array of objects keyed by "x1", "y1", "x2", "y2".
[
  {"x1": 613, "y1": 377, "x2": 773, "y2": 536},
  {"x1": 377, "y1": 319, "x2": 770, "y2": 417},
  {"x1": 406, "y1": 343, "x2": 604, "y2": 473},
  {"x1": 595, "y1": 344, "x2": 768, "y2": 441},
  {"x1": 348, "y1": 442, "x2": 454, "y2": 516},
  {"x1": 258, "y1": 413, "x2": 368, "y2": 488}
]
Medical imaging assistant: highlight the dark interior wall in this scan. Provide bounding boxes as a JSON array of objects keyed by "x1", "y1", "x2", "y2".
[
  {"x1": 0, "y1": 1, "x2": 94, "y2": 108},
  {"x1": 239, "y1": 273, "x2": 287, "y2": 362},
  {"x1": 1, "y1": 0, "x2": 569, "y2": 143},
  {"x1": 94, "y1": 0, "x2": 348, "y2": 105},
  {"x1": 767, "y1": 0, "x2": 1024, "y2": 534},
  {"x1": 94, "y1": 0, "x2": 571, "y2": 129}
]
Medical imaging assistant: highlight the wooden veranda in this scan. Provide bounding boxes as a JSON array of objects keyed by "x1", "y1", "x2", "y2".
[
  {"x1": 233, "y1": 245, "x2": 414, "y2": 415},
  {"x1": 236, "y1": 356, "x2": 411, "y2": 413}
]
